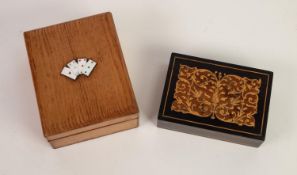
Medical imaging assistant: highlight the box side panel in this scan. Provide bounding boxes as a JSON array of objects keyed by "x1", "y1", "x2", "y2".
[
  {"x1": 157, "y1": 119, "x2": 263, "y2": 147},
  {"x1": 50, "y1": 118, "x2": 139, "y2": 148}
]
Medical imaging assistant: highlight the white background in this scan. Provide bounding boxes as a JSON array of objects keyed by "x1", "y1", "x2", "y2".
[{"x1": 0, "y1": 0, "x2": 296, "y2": 175}]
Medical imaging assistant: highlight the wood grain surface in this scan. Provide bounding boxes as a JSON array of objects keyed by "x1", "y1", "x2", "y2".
[
  {"x1": 24, "y1": 12, "x2": 138, "y2": 138},
  {"x1": 50, "y1": 116, "x2": 138, "y2": 149}
]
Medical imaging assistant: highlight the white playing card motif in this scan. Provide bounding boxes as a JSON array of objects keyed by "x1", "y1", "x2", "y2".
[
  {"x1": 61, "y1": 58, "x2": 96, "y2": 80},
  {"x1": 82, "y1": 60, "x2": 96, "y2": 76}
]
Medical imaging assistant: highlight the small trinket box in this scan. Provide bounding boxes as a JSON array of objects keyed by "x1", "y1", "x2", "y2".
[
  {"x1": 24, "y1": 12, "x2": 139, "y2": 148},
  {"x1": 158, "y1": 53, "x2": 273, "y2": 147}
]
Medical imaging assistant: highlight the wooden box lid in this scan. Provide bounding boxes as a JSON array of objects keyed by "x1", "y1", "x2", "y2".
[
  {"x1": 24, "y1": 12, "x2": 139, "y2": 148},
  {"x1": 158, "y1": 53, "x2": 273, "y2": 147}
]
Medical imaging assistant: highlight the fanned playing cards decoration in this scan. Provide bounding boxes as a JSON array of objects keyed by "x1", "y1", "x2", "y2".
[{"x1": 61, "y1": 58, "x2": 96, "y2": 80}]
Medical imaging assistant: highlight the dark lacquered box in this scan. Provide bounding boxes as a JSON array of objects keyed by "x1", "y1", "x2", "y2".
[{"x1": 158, "y1": 53, "x2": 273, "y2": 147}]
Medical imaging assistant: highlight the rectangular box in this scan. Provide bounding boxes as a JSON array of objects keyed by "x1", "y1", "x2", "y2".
[
  {"x1": 24, "y1": 12, "x2": 139, "y2": 148},
  {"x1": 158, "y1": 53, "x2": 273, "y2": 147}
]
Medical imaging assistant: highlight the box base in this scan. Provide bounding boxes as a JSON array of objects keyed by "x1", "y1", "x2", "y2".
[
  {"x1": 48, "y1": 116, "x2": 138, "y2": 148},
  {"x1": 157, "y1": 119, "x2": 263, "y2": 147}
]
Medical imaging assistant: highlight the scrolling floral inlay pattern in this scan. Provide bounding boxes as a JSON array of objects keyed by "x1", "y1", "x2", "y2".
[{"x1": 171, "y1": 65, "x2": 262, "y2": 127}]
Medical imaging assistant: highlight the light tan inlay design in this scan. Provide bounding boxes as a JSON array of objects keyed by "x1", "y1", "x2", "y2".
[{"x1": 171, "y1": 65, "x2": 261, "y2": 127}]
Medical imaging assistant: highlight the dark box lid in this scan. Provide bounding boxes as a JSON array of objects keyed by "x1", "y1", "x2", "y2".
[{"x1": 158, "y1": 53, "x2": 273, "y2": 147}]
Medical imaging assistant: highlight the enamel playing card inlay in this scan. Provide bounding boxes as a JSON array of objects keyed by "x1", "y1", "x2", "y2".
[{"x1": 61, "y1": 58, "x2": 96, "y2": 80}]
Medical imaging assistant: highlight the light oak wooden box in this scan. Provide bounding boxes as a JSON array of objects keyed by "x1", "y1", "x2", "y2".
[{"x1": 24, "y1": 12, "x2": 139, "y2": 148}]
